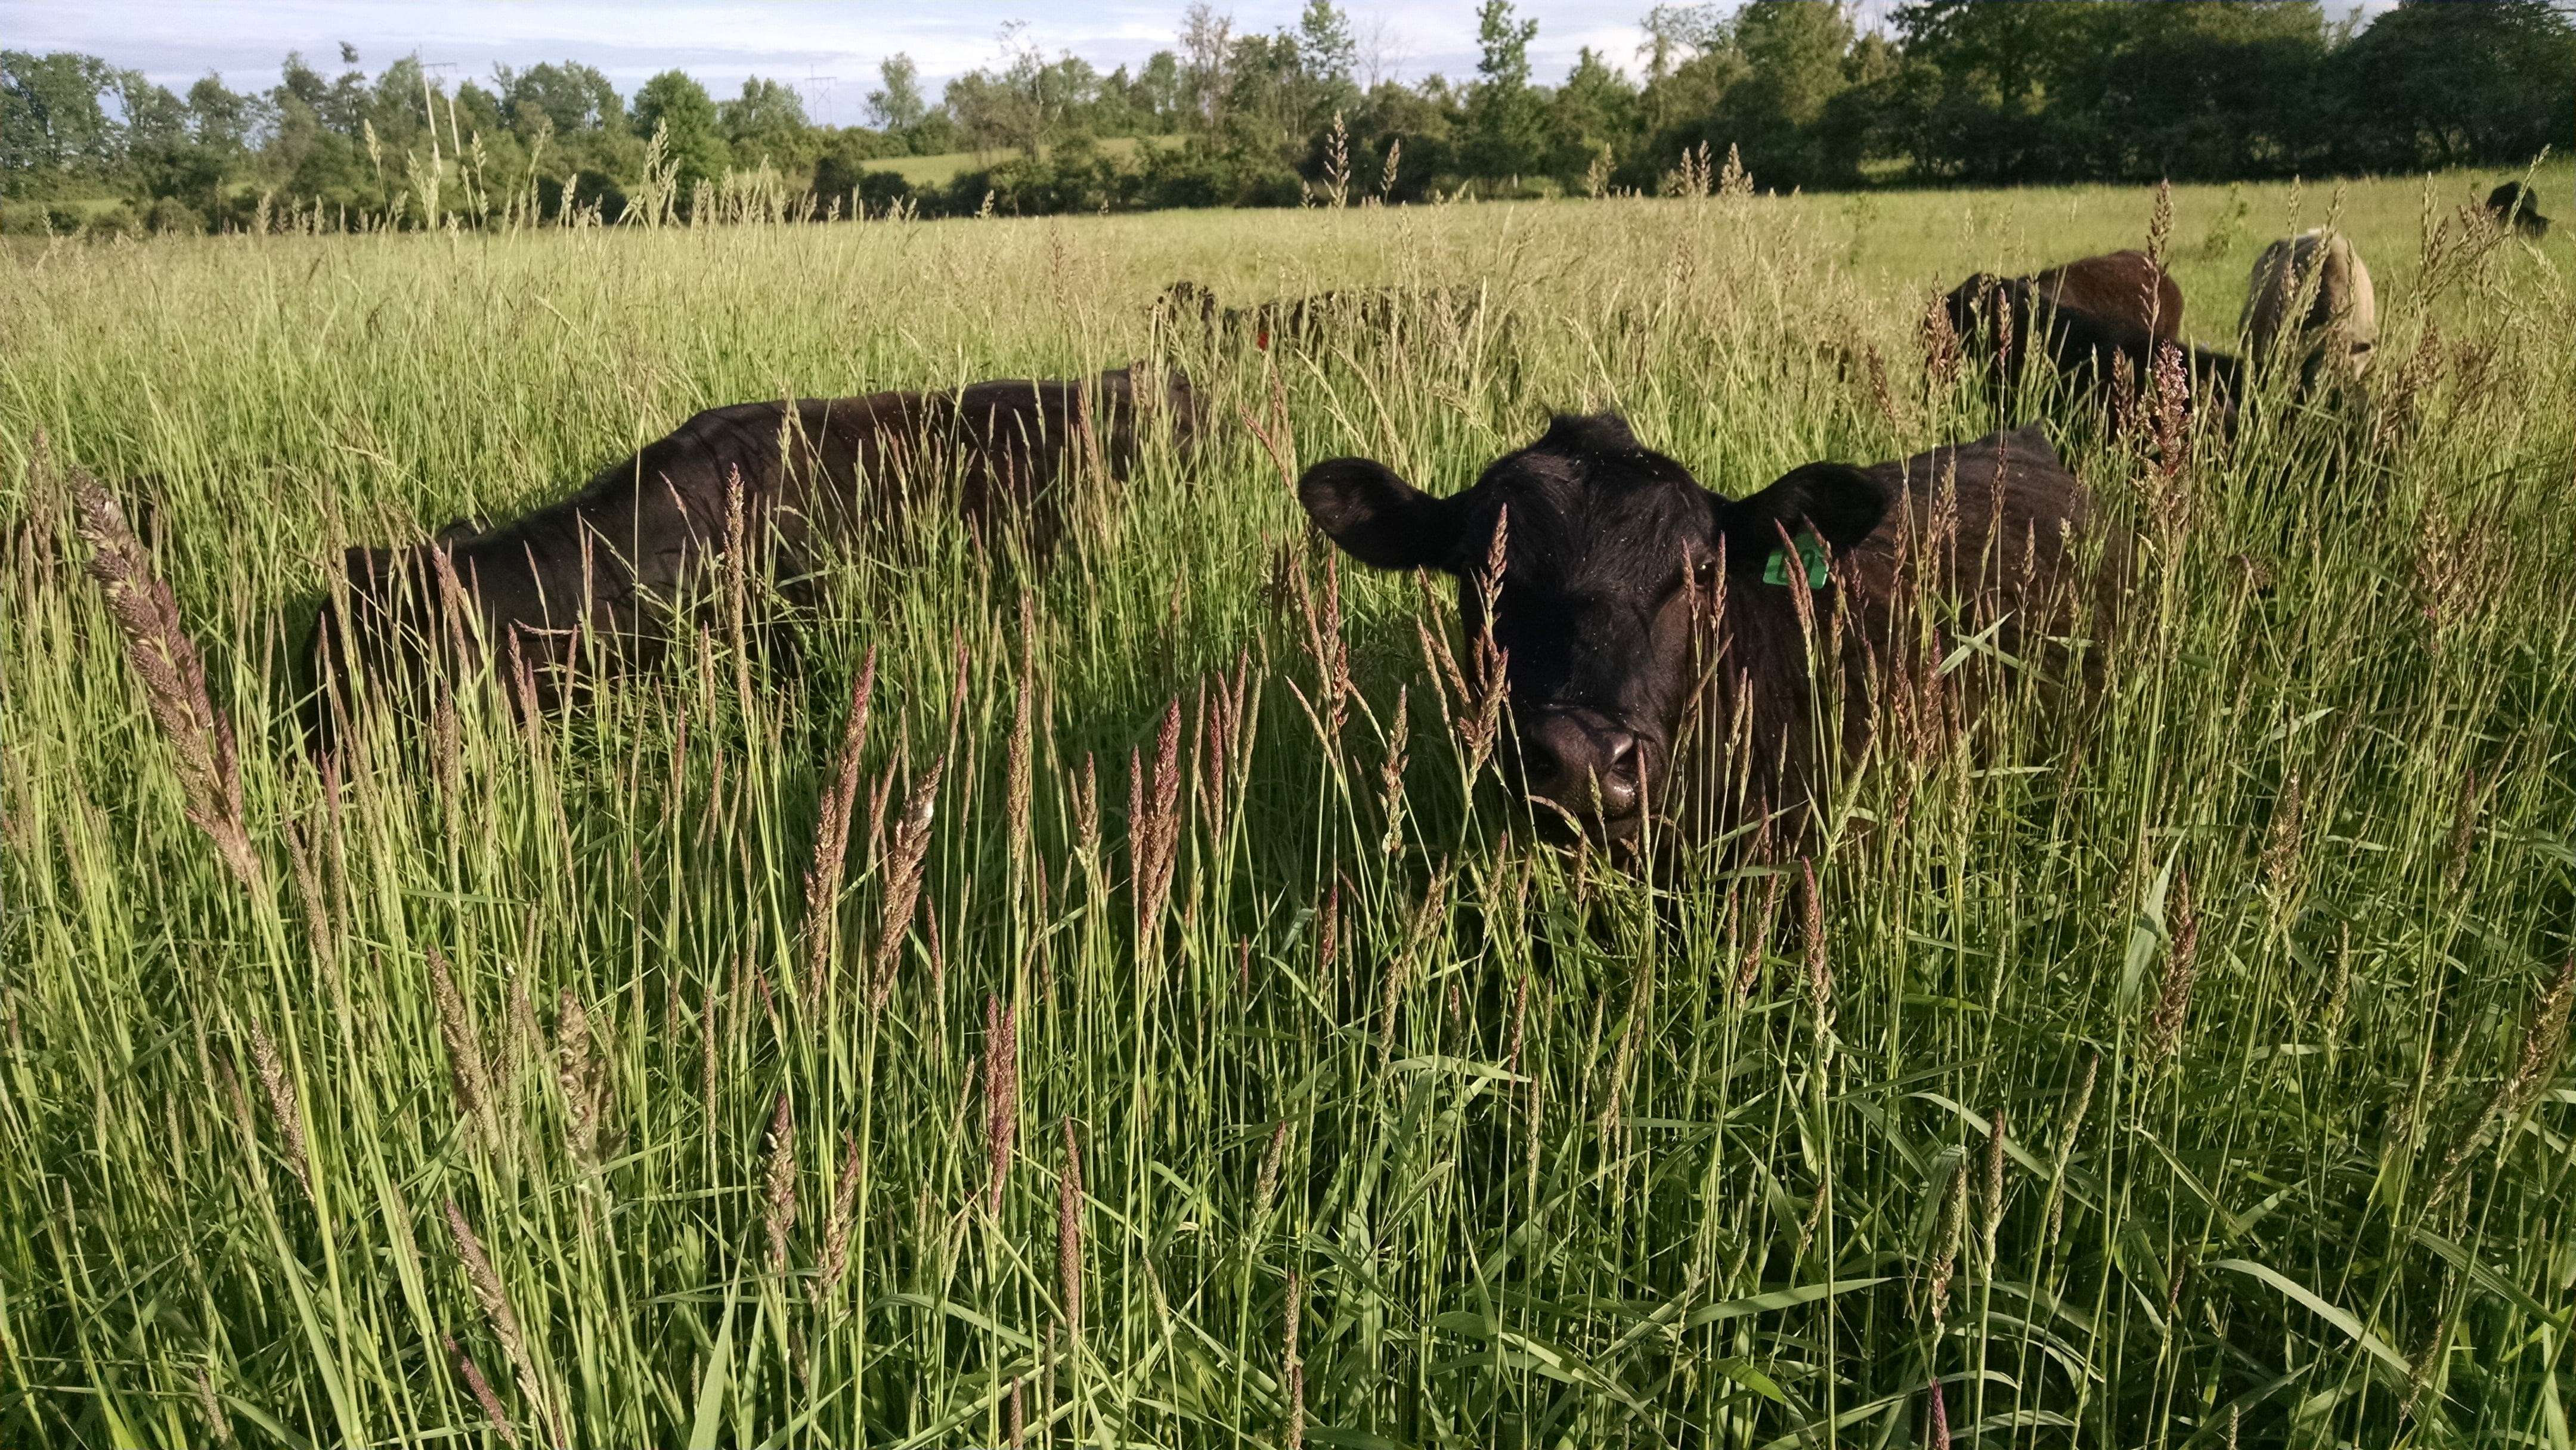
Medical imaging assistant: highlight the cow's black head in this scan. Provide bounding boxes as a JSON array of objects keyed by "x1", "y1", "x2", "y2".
[{"x1": 1298, "y1": 413, "x2": 1887, "y2": 841}]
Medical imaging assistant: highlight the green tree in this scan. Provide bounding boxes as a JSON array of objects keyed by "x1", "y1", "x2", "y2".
[
  {"x1": 1890, "y1": 1, "x2": 2340, "y2": 183},
  {"x1": 720, "y1": 77, "x2": 810, "y2": 166},
  {"x1": 631, "y1": 70, "x2": 730, "y2": 193},
  {"x1": 1296, "y1": 1, "x2": 1362, "y2": 127},
  {"x1": 497, "y1": 61, "x2": 621, "y2": 137},
  {"x1": 1547, "y1": 47, "x2": 1637, "y2": 184},
  {"x1": 2339, "y1": 0, "x2": 2575, "y2": 170},
  {"x1": 1462, "y1": 0, "x2": 1544, "y2": 184},
  {"x1": 865, "y1": 54, "x2": 927, "y2": 132},
  {"x1": 1128, "y1": 51, "x2": 1188, "y2": 132},
  {"x1": 2, "y1": 51, "x2": 125, "y2": 192}
]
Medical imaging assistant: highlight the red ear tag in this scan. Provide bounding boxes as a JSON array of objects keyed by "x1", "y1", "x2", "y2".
[{"x1": 1255, "y1": 329, "x2": 1271, "y2": 351}]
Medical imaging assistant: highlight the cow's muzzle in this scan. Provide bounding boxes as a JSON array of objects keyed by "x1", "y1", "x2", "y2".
[{"x1": 1513, "y1": 705, "x2": 1654, "y2": 838}]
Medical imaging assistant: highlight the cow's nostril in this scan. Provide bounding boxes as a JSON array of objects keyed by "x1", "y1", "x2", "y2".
[{"x1": 1605, "y1": 732, "x2": 1639, "y2": 779}]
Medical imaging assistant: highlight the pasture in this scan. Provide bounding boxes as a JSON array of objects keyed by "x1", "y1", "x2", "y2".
[{"x1": 3, "y1": 168, "x2": 2573, "y2": 1446}]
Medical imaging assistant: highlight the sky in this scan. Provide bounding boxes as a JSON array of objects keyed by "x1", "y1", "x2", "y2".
[
  {"x1": 10, "y1": 0, "x2": 1924, "y2": 122},
  {"x1": 9, "y1": 0, "x2": 2401, "y2": 125}
]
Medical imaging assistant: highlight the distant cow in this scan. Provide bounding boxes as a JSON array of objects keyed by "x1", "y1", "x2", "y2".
[
  {"x1": 1942, "y1": 250, "x2": 2240, "y2": 417},
  {"x1": 1299, "y1": 416, "x2": 2119, "y2": 845},
  {"x1": 2486, "y1": 181, "x2": 2552, "y2": 238},
  {"x1": 309, "y1": 366, "x2": 1196, "y2": 739},
  {"x1": 1156, "y1": 280, "x2": 1491, "y2": 351},
  {"x1": 2243, "y1": 230, "x2": 2377, "y2": 388}
]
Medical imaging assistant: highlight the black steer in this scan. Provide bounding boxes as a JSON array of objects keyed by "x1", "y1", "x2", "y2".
[
  {"x1": 310, "y1": 365, "x2": 1195, "y2": 743},
  {"x1": 1299, "y1": 416, "x2": 2120, "y2": 845}
]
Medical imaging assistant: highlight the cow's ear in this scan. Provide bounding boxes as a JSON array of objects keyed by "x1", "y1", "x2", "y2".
[
  {"x1": 1710, "y1": 462, "x2": 1889, "y2": 575},
  {"x1": 1299, "y1": 457, "x2": 1462, "y2": 572}
]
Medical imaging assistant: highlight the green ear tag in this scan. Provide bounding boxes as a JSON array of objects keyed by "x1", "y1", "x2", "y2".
[{"x1": 1763, "y1": 531, "x2": 1831, "y2": 588}]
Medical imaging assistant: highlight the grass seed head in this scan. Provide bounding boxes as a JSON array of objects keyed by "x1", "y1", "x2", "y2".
[
  {"x1": 445, "y1": 1336, "x2": 519, "y2": 1449},
  {"x1": 1984, "y1": 1107, "x2": 2008, "y2": 1262},
  {"x1": 246, "y1": 1018, "x2": 312, "y2": 1202},
  {"x1": 193, "y1": 1362, "x2": 236, "y2": 1448},
  {"x1": 1927, "y1": 1160, "x2": 1967, "y2": 1327},
  {"x1": 984, "y1": 993, "x2": 1018, "y2": 1216},
  {"x1": 428, "y1": 949, "x2": 499, "y2": 1148},
  {"x1": 763, "y1": 1092, "x2": 796, "y2": 1271},
  {"x1": 869, "y1": 755, "x2": 945, "y2": 1015},
  {"x1": 1285, "y1": 1268, "x2": 1305, "y2": 1450},
  {"x1": 821, "y1": 1129, "x2": 862, "y2": 1295},
  {"x1": 1058, "y1": 1117, "x2": 1085, "y2": 1337},
  {"x1": 801, "y1": 648, "x2": 877, "y2": 1005},
  {"x1": 1802, "y1": 859, "x2": 1833, "y2": 1026},
  {"x1": 2147, "y1": 869, "x2": 2203, "y2": 1064},
  {"x1": 442, "y1": 1198, "x2": 547, "y2": 1436},
  {"x1": 60, "y1": 448, "x2": 258, "y2": 890},
  {"x1": 555, "y1": 992, "x2": 619, "y2": 1174}
]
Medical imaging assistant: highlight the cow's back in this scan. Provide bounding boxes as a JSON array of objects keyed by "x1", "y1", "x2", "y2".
[
  {"x1": 2244, "y1": 230, "x2": 2377, "y2": 376},
  {"x1": 2033, "y1": 250, "x2": 2181, "y2": 342},
  {"x1": 1693, "y1": 427, "x2": 2117, "y2": 836}
]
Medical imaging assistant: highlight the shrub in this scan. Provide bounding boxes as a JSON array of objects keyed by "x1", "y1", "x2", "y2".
[
  {"x1": 145, "y1": 197, "x2": 206, "y2": 236},
  {"x1": 84, "y1": 205, "x2": 144, "y2": 241}
]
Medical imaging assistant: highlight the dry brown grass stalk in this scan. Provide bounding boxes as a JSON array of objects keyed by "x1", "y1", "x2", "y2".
[
  {"x1": 58, "y1": 444, "x2": 259, "y2": 889},
  {"x1": 800, "y1": 648, "x2": 878, "y2": 1006}
]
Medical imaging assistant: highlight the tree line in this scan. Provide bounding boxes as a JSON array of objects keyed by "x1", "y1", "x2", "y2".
[{"x1": 4, "y1": 0, "x2": 2568, "y2": 236}]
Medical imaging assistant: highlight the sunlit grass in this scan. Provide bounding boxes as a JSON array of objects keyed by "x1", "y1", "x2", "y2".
[{"x1": 2, "y1": 167, "x2": 2572, "y2": 1447}]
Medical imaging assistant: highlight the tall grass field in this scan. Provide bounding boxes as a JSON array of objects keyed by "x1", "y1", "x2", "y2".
[{"x1": 4, "y1": 169, "x2": 2574, "y2": 1447}]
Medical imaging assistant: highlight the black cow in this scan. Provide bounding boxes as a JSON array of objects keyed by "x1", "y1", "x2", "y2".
[
  {"x1": 2486, "y1": 182, "x2": 2552, "y2": 238},
  {"x1": 1155, "y1": 280, "x2": 1492, "y2": 352},
  {"x1": 1299, "y1": 416, "x2": 2120, "y2": 845},
  {"x1": 309, "y1": 366, "x2": 1196, "y2": 741}
]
